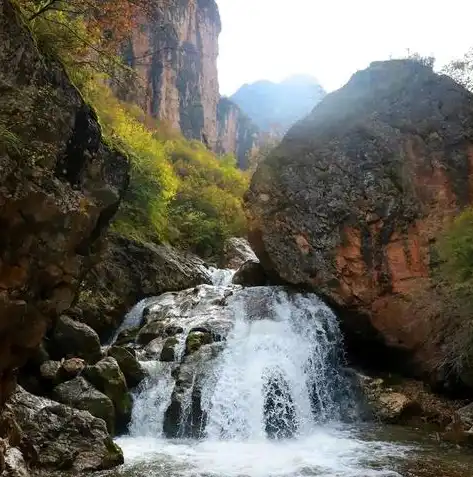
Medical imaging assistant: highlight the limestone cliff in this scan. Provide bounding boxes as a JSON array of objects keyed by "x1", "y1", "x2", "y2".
[
  {"x1": 246, "y1": 60, "x2": 473, "y2": 379},
  {"x1": 0, "y1": 0, "x2": 129, "y2": 406},
  {"x1": 216, "y1": 98, "x2": 260, "y2": 169},
  {"x1": 124, "y1": 0, "x2": 221, "y2": 148}
]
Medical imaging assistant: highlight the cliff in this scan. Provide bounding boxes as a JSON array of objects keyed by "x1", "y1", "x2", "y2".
[
  {"x1": 0, "y1": 0, "x2": 129, "y2": 406},
  {"x1": 124, "y1": 0, "x2": 221, "y2": 148},
  {"x1": 216, "y1": 97, "x2": 260, "y2": 169},
  {"x1": 246, "y1": 60, "x2": 473, "y2": 381}
]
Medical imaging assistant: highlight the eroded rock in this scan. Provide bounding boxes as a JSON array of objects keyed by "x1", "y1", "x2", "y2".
[
  {"x1": 246, "y1": 59, "x2": 473, "y2": 377},
  {"x1": 70, "y1": 233, "x2": 211, "y2": 340},
  {"x1": 8, "y1": 387, "x2": 123, "y2": 472},
  {"x1": 52, "y1": 377, "x2": 115, "y2": 434}
]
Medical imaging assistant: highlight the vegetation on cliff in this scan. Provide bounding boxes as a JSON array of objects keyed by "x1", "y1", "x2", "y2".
[{"x1": 17, "y1": 0, "x2": 248, "y2": 256}]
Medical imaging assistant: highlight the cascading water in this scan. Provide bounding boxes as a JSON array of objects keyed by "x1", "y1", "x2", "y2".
[
  {"x1": 111, "y1": 272, "x2": 409, "y2": 477},
  {"x1": 201, "y1": 289, "x2": 352, "y2": 441}
]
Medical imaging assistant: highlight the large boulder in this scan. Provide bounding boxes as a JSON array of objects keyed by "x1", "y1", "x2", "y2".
[
  {"x1": 69, "y1": 232, "x2": 212, "y2": 340},
  {"x1": 0, "y1": 0, "x2": 128, "y2": 405},
  {"x1": 6, "y1": 387, "x2": 123, "y2": 472},
  {"x1": 83, "y1": 357, "x2": 132, "y2": 432},
  {"x1": 246, "y1": 59, "x2": 473, "y2": 376},
  {"x1": 52, "y1": 377, "x2": 115, "y2": 434},
  {"x1": 50, "y1": 315, "x2": 102, "y2": 363}
]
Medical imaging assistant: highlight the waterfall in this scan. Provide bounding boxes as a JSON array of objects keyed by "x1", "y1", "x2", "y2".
[
  {"x1": 201, "y1": 289, "x2": 351, "y2": 440},
  {"x1": 128, "y1": 284, "x2": 354, "y2": 441},
  {"x1": 115, "y1": 275, "x2": 408, "y2": 477}
]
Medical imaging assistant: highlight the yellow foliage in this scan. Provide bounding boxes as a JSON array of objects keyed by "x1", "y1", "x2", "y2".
[{"x1": 17, "y1": 3, "x2": 249, "y2": 255}]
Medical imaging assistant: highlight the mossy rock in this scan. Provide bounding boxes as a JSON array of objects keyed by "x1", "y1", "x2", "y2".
[
  {"x1": 160, "y1": 337, "x2": 179, "y2": 362},
  {"x1": 185, "y1": 331, "x2": 212, "y2": 356},
  {"x1": 83, "y1": 357, "x2": 132, "y2": 434},
  {"x1": 107, "y1": 346, "x2": 146, "y2": 388}
]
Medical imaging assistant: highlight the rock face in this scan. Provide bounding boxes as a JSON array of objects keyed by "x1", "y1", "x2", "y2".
[
  {"x1": 0, "y1": 0, "x2": 129, "y2": 406},
  {"x1": 5, "y1": 387, "x2": 123, "y2": 472},
  {"x1": 70, "y1": 232, "x2": 211, "y2": 340},
  {"x1": 216, "y1": 98, "x2": 260, "y2": 169},
  {"x1": 124, "y1": 0, "x2": 221, "y2": 148},
  {"x1": 246, "y1": 60, "x2": 473, "y2": 376}
]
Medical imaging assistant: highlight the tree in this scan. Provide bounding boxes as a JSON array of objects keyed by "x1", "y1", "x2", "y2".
[{"x1": 443, "y1": 48, "x2": 473, "y2": 92}]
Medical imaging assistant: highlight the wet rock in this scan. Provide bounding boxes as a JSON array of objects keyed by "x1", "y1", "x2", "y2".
[
  {"x1": 107, "y1": 346, "x2": 146, "y2": 388},
  {"x1": 137, "y1": 321, "x2": 165, "y2": 346},
  {"x1": 0, "y1": 0, "x2": 129, "y2": 405},
  {"x1": 246, "y1": 59, "x2": 473, "y2": 378},
  {"x1": 52, "y1": 377, "x2": 115, "y2": 434},
  {"x1": 220, "y1": 237, "x2": 257, "y2": 269},
  {"x1": 83, "y1": 358, "x2": 132, "y2": 433},
  {"x1": 114, "y1": 326, "x2": 140, "y2": 347},
  {"x1": 50, "y1": 316, "x2": 102, "y2": 364},
  {"x1": 71, "y1": 233, "x2": 212, "y2": 340},
  {"x1": 264, "y1": 374, "x2": 297, "y2": 439},
  {"x1": 164, "y1": 344, "x2": 219, "y2": 438},
  {"x1": 232, "y1": 260, "x2": 269, "y2": 287},
  {"x1": 3, "y1": 446, "x2": 29, "y2": 477},
  {"x1": 160, "y1": 337, "x2": 179, "y2": 362},
  {"x1": 9, "y1": 387, "x2": 123, "y2": 471},
  {"x1": 185, "y1": 331, "x2": 212, "y2": 355}
]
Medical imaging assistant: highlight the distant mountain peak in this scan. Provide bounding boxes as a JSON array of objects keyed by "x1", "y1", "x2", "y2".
[{"x1": 230, "y1": 75, "x2": 326, "y2": 133}]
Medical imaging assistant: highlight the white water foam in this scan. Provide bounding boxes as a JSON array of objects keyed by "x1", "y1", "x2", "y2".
[{"x1": 114, "y1": 281, "x2": 409, "y2": 477}]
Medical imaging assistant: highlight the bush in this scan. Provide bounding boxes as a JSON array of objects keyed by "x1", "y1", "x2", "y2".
[{"x1": 427, "y1": 209, "x2": 473, "y2": 383}]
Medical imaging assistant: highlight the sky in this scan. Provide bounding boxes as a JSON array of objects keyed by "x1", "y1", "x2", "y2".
[{"x1": 217, "y1": 0, "x2": 473, "y2": 96}]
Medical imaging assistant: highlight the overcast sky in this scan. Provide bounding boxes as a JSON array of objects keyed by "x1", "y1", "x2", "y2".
[{"x1": 217, "y1": 0, "x2": 473, "y2": 96}]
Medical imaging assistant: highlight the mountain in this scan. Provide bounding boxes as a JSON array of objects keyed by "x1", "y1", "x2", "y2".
[
  {"x1": 121, "y1": 0, "x2": 259, "y2": 168},
  {"x1": 230, "y1": 75, "x2": 326, "y2": 133}
]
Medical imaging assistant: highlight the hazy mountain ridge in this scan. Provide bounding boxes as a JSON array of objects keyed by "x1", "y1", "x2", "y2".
[{"x1": 230, "y1": 75, "x2": 326, "y2": 133}]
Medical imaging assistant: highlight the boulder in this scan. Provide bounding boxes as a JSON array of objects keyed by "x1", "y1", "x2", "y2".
[
  {"x1": 185, "y1": 331, "x2": 212, "y2": 356},
  {"x1": 50, "y1": 315, "x2": 102, "y2": 363},
  {"x1": 8, "y1": 387, "x2": 123, "y2": 472},
  {"x1": 232, "y1": 260, "x2": 268, "y2": 287},
  {"x1": 114, "y1": 326, "x2": 140, "y2": 347},
  {"x1": 0, "y1": 0, "x2": 128, "y2": 405},
  {"x1": 160, "y1": 337, "x2": 179, "y2": 362},
  {"x1": 70, "y1": 233, "x2": 212, "y2": 340},
  {"x1": 356, "y1": 374, "x2": 419, "y2": 423},
  {"x1": 107, "y1": 346, "x2": 146, "y2": 388},
  {"x1": 58, "y1": 357, "x2": 86, "y2": 381},
  {"x1": 52, "y1": 377, "x2": 115, "y2": 434},
  {"x1": 246, "y1": 59, "x2": 473, "y2": 376},
  {"x1": 39, "y1": 361, "x2": 61, "y2": 383},
  {"x1": 83, "y1": 357, "x2": 132, "y2": 433},
  {"x1": 220, "y1": 237, "x2": 257, "y2": 269}
]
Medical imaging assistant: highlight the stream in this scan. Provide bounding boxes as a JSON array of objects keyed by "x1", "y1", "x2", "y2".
[{"x1": 99, "y1": 270, "x2": 473, "y2": 477}]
